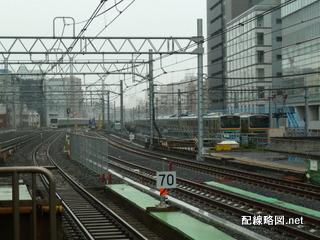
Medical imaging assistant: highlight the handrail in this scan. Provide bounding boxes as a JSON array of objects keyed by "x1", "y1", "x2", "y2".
[{"x1": 0, "y1": 166, "x2": 57, "y2": 240}]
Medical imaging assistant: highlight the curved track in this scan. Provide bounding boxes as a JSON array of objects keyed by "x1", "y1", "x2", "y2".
[
  {"x1": 98, "y1": 132, "x2": 320, "y2": 239},
  {"x1": 33, "y1": 132, "x2": 148, "y2": 240},
  {"x1": 102, "y1": 133, "x2": 320, "y2": 200}
]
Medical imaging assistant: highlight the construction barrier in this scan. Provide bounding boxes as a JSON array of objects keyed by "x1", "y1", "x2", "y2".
[{"x1": 215, "y1": 145, "x2": 231, "y2": 151}]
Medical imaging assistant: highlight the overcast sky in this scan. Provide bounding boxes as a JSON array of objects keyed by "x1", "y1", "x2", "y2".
[
  {"x1": 2, "y1": 0, "x2": 206, "y2": 37},
  {"x1": 1, "y1": 0, "x2": 207, "y2": 108}
]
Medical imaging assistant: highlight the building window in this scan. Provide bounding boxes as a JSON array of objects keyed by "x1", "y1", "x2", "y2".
[
  {"x1": 276, "y1": 18, "x2": 282, "y2": 24},
  {"x1": 276, "y1": 36, "x2": 282, "y2": 42},
  {"x1": 257, "y1": 86, "x2": 265, "y2": 99},
  {"x1": 276, "y1": 54, "x2": 282, "y2": 60},
  {"x1": 257, "y1": 51, "x2": 264, "y2": 63},
  {"x1": 257, "y1": 68, "x2": 265, "y2": 81},
  {"x1": 257, "y1": 15, "x2": 264, "y2": 27},
  {"x1": 257, "y1": 33, "x2": 264, "y2": 45}
]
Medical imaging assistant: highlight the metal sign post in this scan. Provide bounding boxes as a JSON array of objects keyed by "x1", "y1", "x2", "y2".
[{"x1": 155, "y1": 171, "x2": 176, "y2": 208}]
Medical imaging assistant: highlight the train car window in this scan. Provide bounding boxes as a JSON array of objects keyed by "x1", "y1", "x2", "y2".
[
  {"x1": 250, "y1": 115, "x2": 269, "y2": 127},
  {"x1": 50, "y1": 118, "x2": 58, "y2": 123},
  {"x1": 209, "y1": 119, "x2": 213, "y2": 129},
  {"x1": 221, "y1": 116, "x2": 240, "y2": 128}
]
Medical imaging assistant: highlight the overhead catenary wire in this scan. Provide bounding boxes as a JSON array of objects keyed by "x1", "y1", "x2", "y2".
[
  {"x1": 61, "y1": 0, "x2": 296, "y2": 93},
  {"x1": 46, "y1": 0, "x2": 136, "y2": 78},
  {"x1": 6, "y1": 0, "x2": 317, "y2": 112},
  {"x1": 47, "y1": 0, "x2": 109, "y2": 74},
  {"x1": 10, "y1": 0, "x2": 305, "y2": 101},
  {"x1": 150, "y1": 9, "x2": 320, "y2": 84}
]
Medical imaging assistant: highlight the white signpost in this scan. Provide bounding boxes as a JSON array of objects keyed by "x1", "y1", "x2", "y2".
[
  {"x1": 156, "y1": 171, "x2": 177, "y2": 189},
  {"x1": 155, "y1": 171, "x2": 176, "y2": 209}
]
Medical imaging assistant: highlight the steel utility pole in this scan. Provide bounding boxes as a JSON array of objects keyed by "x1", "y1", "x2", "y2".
[
  {"x1": 197, "y1": 19, "x2": 204, "y2": 161},
  {"x1": 178, "y1": 89, "x2": 182, "y2": 138},
  {"x1": 114, "y1": 101, "x2": 116, "y2": 123},
  {"x1": 4, "y1": 57, "x2": 10, "y2": 128},
  {"x1": 102, "y1": 78, "x2": 105, "y2": 127},
  {"x1": 107, "y1": 91, "x2": 110, "y2": 132},
  {"x1": 304, "y1": 87, "x2": 309, "y2": 136},
  {"x1": 268, "y1": 89, "x2": 273, "y2": 147},
  {"x1": 268, "y1": 89, "x2": 273, "y2": 129},
  {"x1": 120, "y1": 80, "x2": 124, "y2": 138},
  {"x1": 148, "y1": 50, "x2": 154, "y2": 150}
]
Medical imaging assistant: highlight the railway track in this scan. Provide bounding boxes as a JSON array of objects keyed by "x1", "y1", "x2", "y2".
[
  {"x1": 89, "y1": 132, "x2": 320, "y2": 239},
  {"x1": 101, "y1": 133, "x2": 320, "y2": 201},
  {"x1": 0, "y1": 130, "x2": 47, "y2": 160},
  {"x1": 33, "y1": 132, "x2": 149, "y2": 239},
  {"x1": 107, "y1": 154, "x2": 320, "y2": 239}
]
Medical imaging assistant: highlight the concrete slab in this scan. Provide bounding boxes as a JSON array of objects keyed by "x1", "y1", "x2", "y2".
[
  {"x1": 107, "y1": 184, "x2": 235, "y2": 240},
  {"x1": 0, "y1": 184, "x2": 31, "y2": 201}
]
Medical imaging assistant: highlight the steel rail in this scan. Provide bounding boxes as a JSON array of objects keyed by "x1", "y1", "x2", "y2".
[
  {"x1": 107, "y1": 156, "x2": 320, "y2": 240},
  {"x1": 35, "y1": 132, "x2": 148, "y2": 240},
  {"x1": 103, "y1": 133, "x2": 320, "y2": 200}
]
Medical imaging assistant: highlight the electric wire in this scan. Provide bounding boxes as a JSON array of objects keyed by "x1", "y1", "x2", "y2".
[{"x1": 2, "y1": 0, "x2": 318, "y2": 112}]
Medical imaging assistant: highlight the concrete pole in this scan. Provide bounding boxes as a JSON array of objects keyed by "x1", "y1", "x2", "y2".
[
  {"x1": 149, "y1": 49, "x2": 154, "y2": 149},
  {"x1": 197, "y1": 19, "x2": 204, "y2": 161}
]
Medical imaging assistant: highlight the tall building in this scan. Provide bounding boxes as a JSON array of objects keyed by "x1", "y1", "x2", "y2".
[
  {"x1": 19, "y1": 78, "x2": 45, "y2": 126},
  {"x1": 17, "y1": 66, "x2": 46, "y2": 126},
  {"x1": 0, "y1": 69, "x2": 21, "y2": 128},
  {"x1": 46, "y1": 76, "x2": 85, "y2": 125},
  {"x1": 206, "y1": 0, "x2": 264, "y2": 110},
  {"x1": 154, "y1": 75, "x2": 198, "y2": 116},
  {"x1": 226, "y1": 0, "x2": 282, "y2": 112},
  {"x1": 281, "y1": 0, "x2": 320, "y2": 130}
]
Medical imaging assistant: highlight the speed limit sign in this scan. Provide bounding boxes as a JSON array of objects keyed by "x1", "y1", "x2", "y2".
[{"x1": 156, "y1": 171, "x2": 176, "y2": 189}]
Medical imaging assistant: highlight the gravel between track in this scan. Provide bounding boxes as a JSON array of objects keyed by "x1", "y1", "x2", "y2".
[{"x1": 8, "y1": 131, "x2": 318, "y2": 240}]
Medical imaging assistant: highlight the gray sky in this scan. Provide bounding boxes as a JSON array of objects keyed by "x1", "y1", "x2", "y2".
[
  {"x1": 1, "y1": 0, "x2": 207, "y2": 108},
  {"x1": 2, "y1": 0, "x2": 206, "y2": 37}
]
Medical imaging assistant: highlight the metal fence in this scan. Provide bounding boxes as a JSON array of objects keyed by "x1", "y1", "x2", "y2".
[{"x1": 70, "y1": 134, "x2": 108, "y2": 175}]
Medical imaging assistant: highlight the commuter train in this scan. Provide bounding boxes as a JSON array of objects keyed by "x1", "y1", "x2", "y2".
[
  {"x1": 239, "y1": 114, "x2": 269, "y2": 135},
  {"x1": 132, "y1": 113, "x2": 242, "y2": 141},
  {"x1": 129, "y1": 112, "x2": 269, "y2": 141},
  {"x1": 50, "y1": 118, "x2": 90, "y2": 128},
  {"x1": 161, "y1": 113, "x2": 241, "y2": 136},
  {"x1": 21, "y1": 112, "x2": 40, "y2": 128}
]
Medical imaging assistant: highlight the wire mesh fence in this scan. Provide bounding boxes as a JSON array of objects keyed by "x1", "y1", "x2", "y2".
[{"x1": 70, "y1": 133, "x2": 108, "y2": 175}]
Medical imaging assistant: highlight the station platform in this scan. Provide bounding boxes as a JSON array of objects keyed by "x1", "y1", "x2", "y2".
[
  {"x1": 0, "y1": 184, "x2": 32, "y2": 201},
  {"x1": 106, "y1": 184, "x2": 235, "y2": 240},
  {"x1": 206, "y1": 181, "x2": 320, "y2": 218},
  {"x1": 0, "y1": 184, "x2": 63, "y2": 239},
  {"x1": 207, "y1": 150, "x2": 308, "y2": 176}
]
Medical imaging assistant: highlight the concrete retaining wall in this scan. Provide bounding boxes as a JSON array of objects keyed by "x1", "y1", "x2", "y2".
[{"x1": 270, "y1": 138, "x2": 320, "y2": 157}]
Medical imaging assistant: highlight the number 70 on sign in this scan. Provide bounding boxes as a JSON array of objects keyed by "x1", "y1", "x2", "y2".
[{"x1": 156, "y1": 171, "x2": 177, "y2": 189}]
